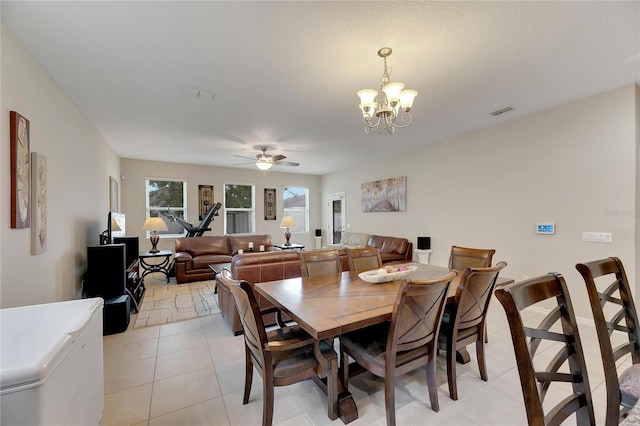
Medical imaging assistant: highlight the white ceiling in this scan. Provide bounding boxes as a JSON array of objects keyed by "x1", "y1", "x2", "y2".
[{"x1": 2, "y1": 1, "x2": 639, "y2": 175}]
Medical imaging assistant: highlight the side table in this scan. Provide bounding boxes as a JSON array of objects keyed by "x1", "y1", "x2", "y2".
[
  {"x1": 274, "y1": 243, "x2": 305, "y2": 250},
  {"x1": 139, "y1": 250, "x2": 173, "y2": 283}
]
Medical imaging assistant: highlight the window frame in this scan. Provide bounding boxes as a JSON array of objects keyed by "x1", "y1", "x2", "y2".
[
  {"x1": 223, "y1": 183, "x2": 256, "y2": 234},
  {"x1": 283, "y1": 186, "x2": 309, "y2": 233},
  {"x1": 145, "y1": 177, "x2": 188, "y2": 238}
]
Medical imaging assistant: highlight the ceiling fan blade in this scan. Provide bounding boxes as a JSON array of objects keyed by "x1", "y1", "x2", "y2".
[
  {"x1": 233, "y1": 154, "x2": 257, "y2": 161},
  {"x1": 270, "y1": 154, "x2": 287, "y2": 162},
  {"x1": 274, "y1": 161, "x2": 299, "y2": 167},
  {"x1": 231, "y1": 161, "x2": 257, "y2": 166}
]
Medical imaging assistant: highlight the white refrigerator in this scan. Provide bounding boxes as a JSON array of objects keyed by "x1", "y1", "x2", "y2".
[{"x1": 0, "y1": 298, "x2": 104, "y2": 425}]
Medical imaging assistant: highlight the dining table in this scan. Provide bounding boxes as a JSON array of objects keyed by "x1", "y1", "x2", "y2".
[{"x1": 254, "y1": 262, "x2": 514, "y2": 424}]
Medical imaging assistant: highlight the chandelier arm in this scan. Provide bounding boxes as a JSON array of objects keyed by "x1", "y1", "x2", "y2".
[{"x1": 390, "y1": 112, "x2": 413, "y2": 129}]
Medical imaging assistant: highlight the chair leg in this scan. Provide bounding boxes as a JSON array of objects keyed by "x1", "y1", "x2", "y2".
[
  {"x1": 275, "y1": 309, "x2": 286, "y2": 328},
  {"x1": 426, "y1": 353, "x2": 440, "y2": 412},
  {"x1": 385, "y1": 374, "x2": 396, "y2": 426},
  {"x1": 243, "y1": 346, "x2": 253, "y2": 404},
  {"x1": 447, "y1": 340, "x2": 458, "y2": 400},
  {"x1": 476, "y1": 336, "x2": 488, "y2": 381},
  {"x1": 262, "y1": 377, "x2": 274, "y2": 426}
]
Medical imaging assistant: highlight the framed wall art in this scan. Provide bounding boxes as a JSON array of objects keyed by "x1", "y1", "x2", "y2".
[
  {"x1": 109, "y1": 176, "x2": 118, "y2": 211},
  {"x1": 10, "y1": 111, "x2": 31, "y2": 228},
  {"x1": 198, "y1": 185, "x2": 214, "y2": 220},
  {"x1": 264, "y1": 188, "x2": 276, "y2": 220},
  {"x1": 31, "y1": 152, "x2": 47, "y2": 254},
  {"x1": 361, "y1": 176, "x2": 407, "y2": 212}
]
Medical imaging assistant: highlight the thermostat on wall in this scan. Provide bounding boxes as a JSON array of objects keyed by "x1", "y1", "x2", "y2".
[{"x1": 536, "y1": 223, "x2": 556, "y2": 235}]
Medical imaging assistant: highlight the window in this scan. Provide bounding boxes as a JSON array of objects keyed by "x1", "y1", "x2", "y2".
[
  {"x1": 283, "y1": 187, "x2": 309, "y2": 232},
  {"x1": 145, "y1": 178, "x2": 187, "y2": 237},
  {"x1": 224, "y1": 184, "x2": 255, "y2": 234}
]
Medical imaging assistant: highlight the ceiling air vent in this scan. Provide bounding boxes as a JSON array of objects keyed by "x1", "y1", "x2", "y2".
[
  {"x1": 181, "y1": 86, "x2": 215, "y2": 101},
  {"x1": 489, "y1": 106, "x2": 514, "y2": 116}
]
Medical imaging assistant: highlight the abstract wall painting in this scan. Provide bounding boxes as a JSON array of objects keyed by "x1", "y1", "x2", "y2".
[
  {"x1": 361, "y1": 176, "x2": 407, "y2": 212},
  {"x1": 10, "y1": 111, "x2": 30, "y2": 228},
  {"x1": 31, "y1": 152, "x2": 47, "y2": 254}
]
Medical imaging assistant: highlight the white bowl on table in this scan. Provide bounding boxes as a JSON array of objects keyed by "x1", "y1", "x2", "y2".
[{"x1": 358, "y1": 265, "x2": 418, "y2": 284}]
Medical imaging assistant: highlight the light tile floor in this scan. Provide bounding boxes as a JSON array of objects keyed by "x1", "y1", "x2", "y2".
[{"x1": 102, "y1": 275, "x2": 618, "y2": 425}]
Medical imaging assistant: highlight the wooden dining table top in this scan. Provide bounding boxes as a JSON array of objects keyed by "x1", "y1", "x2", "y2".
[{"x1": 255, "y1": 262, "x2": 514, "y2": 341}]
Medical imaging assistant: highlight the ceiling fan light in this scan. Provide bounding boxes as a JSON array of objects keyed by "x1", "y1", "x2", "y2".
[
  {"x1": 399, "y1": 89, "x2": 418, "y2": 110},
  {"x1": 256, "y1": 161, "x2": 273, "y2": 171},
  {"x1": 382, "y1": 82, "x2": 405, "y2": 103}
]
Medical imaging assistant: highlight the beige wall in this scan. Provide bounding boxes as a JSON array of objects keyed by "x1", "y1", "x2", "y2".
[
  {"x1": 1, "y1": 23, "x2": 121, "y2": 308},
  {"x1": 120, "y1": 159, "x2": 322, "y2": 251},
  {"x1": 321, "y1": 85, "x2": 638, "y2": 320}
]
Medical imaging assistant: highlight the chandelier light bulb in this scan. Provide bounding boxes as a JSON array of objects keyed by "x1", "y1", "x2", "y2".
[{"x1": 399, "y1": 89, "x2": 418, "y2": 110}]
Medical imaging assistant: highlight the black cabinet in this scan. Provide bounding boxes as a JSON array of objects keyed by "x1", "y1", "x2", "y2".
[
  {"x1": 85, "y1": 241, "x2": 145, "y2": 316},
  {"x1": 85, "y1": 244, "x2": 127, "y2": 300}
]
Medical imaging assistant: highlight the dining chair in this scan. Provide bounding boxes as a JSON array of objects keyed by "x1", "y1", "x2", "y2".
[
  {"x1": 448, "y1": 245, "x2": 495, "y2": 270},
  {"x1": 216, "y1": 269, "x2": 338, "y2": 425},
  {"x1": 495, "y1": 273, "x2": 595, "y2": 426},
  {"x1": 299, "y1": 249, "x2": 342, "y2": 277},
  {"x1": 345, "y1": 246, "x2": 383, "y2": 272},
  {"x1": 576, "y1": 257, "x2": 640, "y2": 426},
  {"x1": 437, "y1": 261, "x2": 507, "y2": 400},
  {"x1": 340, "y1": 270, "x2": 458, "y2": 426},
  {"x1": 448, "y1": 245, "x2": 496, "y2": 344}
]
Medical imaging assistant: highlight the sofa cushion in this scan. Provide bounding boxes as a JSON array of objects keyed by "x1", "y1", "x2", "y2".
[
  {"x1": 367, "y1": 235, "x2": 408, "y2": 255},
  {"x1": 340, "y1": 232, "x2": 371, "y2": 248},
  {"x1": 175, "y1": 236, "x2": 229, "y2": 257}
]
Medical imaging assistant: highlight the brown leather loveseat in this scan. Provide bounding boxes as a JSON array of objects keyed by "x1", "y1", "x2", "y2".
[{"x1": 174, "y1": 234, "x2": 279, "y2": 283}]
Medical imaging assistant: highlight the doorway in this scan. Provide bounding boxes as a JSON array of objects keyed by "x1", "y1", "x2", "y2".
[{"x1": 327, "y1": 192, "x2": 345, "y2": 245}]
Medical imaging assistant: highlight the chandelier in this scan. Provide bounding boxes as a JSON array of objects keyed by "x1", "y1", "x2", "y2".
[{"x1": 357, "y1": 47, "x2": 418, "y2": 134}]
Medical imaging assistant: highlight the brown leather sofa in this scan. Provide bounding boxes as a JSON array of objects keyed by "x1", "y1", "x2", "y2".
[
  {"x1": 218, "y1": 233, "x2": 412, "y2": 334},
  {"x1": 219, "y1": 251, "x2": 301, "y2": 334},
  {"x1": 174, "y1": 234, "x2": 279, "y2": 283}
]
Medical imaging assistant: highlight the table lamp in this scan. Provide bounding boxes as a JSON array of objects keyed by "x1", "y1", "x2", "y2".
[
  {"x1": 141, "y1": 217, "x2": 168, "y2": 253},
  {"x1": 279, "y1": 216, "x2": 296, "y2": 246}
]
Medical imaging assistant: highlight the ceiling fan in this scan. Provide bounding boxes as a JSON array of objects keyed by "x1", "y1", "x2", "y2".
[{"x1": 233, "y1": 146, "x2": 300, "y2": 171}]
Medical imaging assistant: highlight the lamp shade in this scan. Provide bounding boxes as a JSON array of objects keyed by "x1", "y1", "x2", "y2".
[
  {"x1": 280, "y1": 216, "x2": 296, "y2": 229},
  {"x1": 141, "y1": 217, "x2": 168, "y2": 232},
  {"x1": 111, "y1": 217, "x2": 122, "y2": 232}
]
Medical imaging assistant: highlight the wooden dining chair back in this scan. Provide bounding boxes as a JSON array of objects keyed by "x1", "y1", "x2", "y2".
[
  {"x1": 437, "y1": 261, "x2": 507, "y2": 400},
  {"x1": 345, "y1": 247, "x2": 383, "y2": 272},
  {"x1": 576, "y1": 257, "x2": 640, "y2": 426},
  {"x1": 216, "y1": 269, "x2": 338, "y2": 425},
  {"x1": 340, "y1": 270, "x2": 458, "y2": 426},
  {"x1": 494, "y1": 273, "x2": 595, "y2": 426},
  {"x1": 448, "y1": 245, "x2": 495, "y2": 270},
  {"x1": 299, "y1": 249, "x2": 342, "y2": 277}
]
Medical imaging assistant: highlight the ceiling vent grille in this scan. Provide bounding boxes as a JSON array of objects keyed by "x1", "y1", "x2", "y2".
[
  {"x1": 489, "y1": 106, "x2": 514, "y2": 116},
  {"x1": 182, "y1": 86, "x2": 215, "y2": 101}
]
